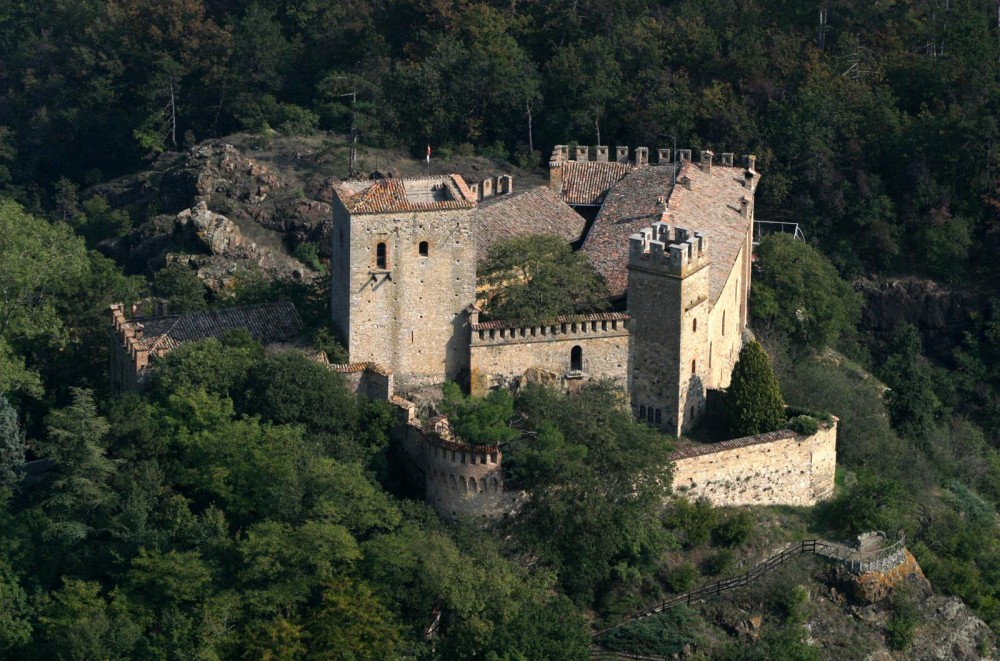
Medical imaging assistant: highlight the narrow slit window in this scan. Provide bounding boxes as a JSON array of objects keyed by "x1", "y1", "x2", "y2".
[
  {"x1": 639, "y1": 405, "x2": 646, "y2": 419},
  {"x1": 655, "y1": 408, "x2": 662, "y2": 424},
  {"x1": 692, "y1": 359, "x2": 696, "y2": 374},
  {"x1": 375, "y1": 242, "x2": 387, "y2": 269},
  {"x1": 693, "y1": 318, "x2": 697, "y2": 332},
  {"x1": 419, "y1": 240, "x2": 429, "y2": 256},
  {"x1": 722, "y1": 311, "x2": 726, "y2": 335}
]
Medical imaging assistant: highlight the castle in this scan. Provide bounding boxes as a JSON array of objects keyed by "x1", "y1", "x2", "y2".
[
  {"x1": 329, "y1": 146, "x2": 755, "y2": 437},
  {"x1": 110, "y1": 144, "x2": 837, "y2": 521}
]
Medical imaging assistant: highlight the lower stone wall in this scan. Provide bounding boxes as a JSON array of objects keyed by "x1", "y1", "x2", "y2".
[
  {"x1": 329, "y1": 363, "x2": 394, "y2": 400},
  {"x1": 670, "y1": 419, "x2": 837, "y2": 507},
  {"x1": 469, "y1": 333, "x2": 629, "y2": 396}
]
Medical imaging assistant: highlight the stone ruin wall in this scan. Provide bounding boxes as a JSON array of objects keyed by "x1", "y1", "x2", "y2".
[
  {"x1": 670, "y1": 419, "x2": 838, "y2": 507},
  {"x1": 327, "y1": 362, "x2": 394, "y2": 400},
  {"x1": 468, "y1": 314, "x2": 630, "y2": 396}
]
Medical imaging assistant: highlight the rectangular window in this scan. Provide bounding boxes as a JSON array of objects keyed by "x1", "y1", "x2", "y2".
[{"x1": 375, "y1": 242, "x2": 387, "y2": 269}]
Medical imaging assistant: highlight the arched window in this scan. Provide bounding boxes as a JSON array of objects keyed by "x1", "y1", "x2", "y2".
[
  {"x1": 570, "y1": 345, "x2": 583, "y2": 371},
  {"x1": 639, "y1": 405, "x2": 646, "y2": 419},
  {"x1": 375, "y1": 242, "x2": 387, "y2": 269},
  {"x1": 693, "y1": 318, "x2": 697, "y2": 332},
  {"x1": 419, "y1": 240, "x2": 429, "y2": 256},
  {"x1": 647, "y1": 407, "x2": 654, "y2": 422}
]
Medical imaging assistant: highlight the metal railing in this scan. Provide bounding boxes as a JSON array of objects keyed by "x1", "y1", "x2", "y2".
[{"x1": 593, "y1": 532, "x2": 906, "y2": 640}]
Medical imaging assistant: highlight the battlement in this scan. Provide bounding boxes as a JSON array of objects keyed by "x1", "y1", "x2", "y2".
[
  {"x1": 549, "y1": 145, "x2": 751, "y2": 170},
  {"x1": 470, "y1": 311, "x2": 630, "y2": 346},
  {"x1": 468, "y1": 174, "x2": 514, "y2": 201},
  {"x1": 628, "y1": 221, "x2": 709, "y2": 276}
]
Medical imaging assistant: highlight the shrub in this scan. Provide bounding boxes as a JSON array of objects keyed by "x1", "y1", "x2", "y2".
[
  {"x1": 787, "y1": 415, "x2": 819, "y2": 436},
  {"x1": 701, "y1": 549, "x2": 734, "y2": 576},
  {"x1": 885, "y1": 587, "x2": 918, "y2": 650},
  {"x1": 714, "y1": 511, "x2": 755, "y2": 548},
  {"x1": 665, "y1": 562, "x2": 698, "y2": 593},
  {"x1": 663, "y1": 497, "x2": 716, "y2": 548}
]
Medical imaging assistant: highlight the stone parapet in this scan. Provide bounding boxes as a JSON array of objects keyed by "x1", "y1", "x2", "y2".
[
  {"x1": 471, "y1": 312, "x2": 630, "y2": 347},
  {"x1": 670, "y1": 418, "x2": 838, "y2": 507}
]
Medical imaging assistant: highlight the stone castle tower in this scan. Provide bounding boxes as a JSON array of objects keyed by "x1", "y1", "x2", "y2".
[
  {"x1": 330, "y1": 176, "x2": 478, "y2": 386},
  {"x1": 627, "y1": 222, "x2": 711, "y2": 436}
]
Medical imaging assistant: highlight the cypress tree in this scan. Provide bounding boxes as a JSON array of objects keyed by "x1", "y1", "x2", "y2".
[{"x1": 725, "y1": 341, "x2": 786, "y2": 438}]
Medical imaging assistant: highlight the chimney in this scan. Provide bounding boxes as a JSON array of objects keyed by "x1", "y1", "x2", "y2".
[
  {"x1": 747, "y1": 154, "x2": 757, "y2": 171},
  {"x1": 635, "y1": 147, "x2": 648, "y2": 166},
  {"x1": 701, "y1": 150, "x2": 714, "y2": 173},
  {"x1": 481, "y1": 178, "x2": 494, "y2": 199},
  {"x1": 744, "y1": 168, "x2": 756, "y2": 192},
  {"x1": 470, "y1": 182, "x2": 480, "y2": 200},
  {"x1": 721, "y1": 152, "x2": 734, "y2": 167},
  {"x1": 616, "y1": 146, "x2": 629, "y2": 163},
  {"x1": 657, "y1": 148, "x2": 671, "y2": 164},
  {"x1": 575, "y1": 145, "x2": 589, "y2": 161},
  {"x1": 549, "y1": 146, "x2": 566, "y2": 193},
  {"x1": 595, "y1": 145, "x2": 609, "y2": 162},
  {"x1": 677, "y1": 149, "x2": 692, "y2": 162},
  {"x1": 740, "y1": 195, "x2": 751, "y2": 218}
]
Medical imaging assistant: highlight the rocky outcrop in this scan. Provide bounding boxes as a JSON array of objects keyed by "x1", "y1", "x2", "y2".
[{"x1": 855, "y1": 277, "x2": 991, "y2": 358}]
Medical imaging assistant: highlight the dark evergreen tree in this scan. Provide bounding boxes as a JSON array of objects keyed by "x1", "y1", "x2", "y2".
[
  {"x1": 725, "y1": 340, "x2": 786, "y2": 438},
  {"x1": 0, "y1": 394, "x2": 24, "y2": 491}
]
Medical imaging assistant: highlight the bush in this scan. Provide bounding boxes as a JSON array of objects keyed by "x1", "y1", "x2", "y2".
[
  {"x1": 292, "y1": 242, "x2": 325, "y2": 273},
  {"x1": 663, "y1": 497, "x2": 716, "y2": 548},
  {"x1": 787, "y1": 415, "x2": 819, "y2": 436},
  {"x1": 665, "y1": 562, "x2": 699, "y2": 593},
  {"x1": 714, "y1": 512, "x2": 755, "y2": 548},
  {"x1": 885, "y1": 587, "x2": 918, "y2": 650},
  {"x1": 701, "y1": 549, "x2": 734, "y2": 576}
]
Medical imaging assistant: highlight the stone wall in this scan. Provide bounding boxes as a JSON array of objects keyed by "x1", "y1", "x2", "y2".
[
  {"x1": 670, "y1": 419, "x2": 838, "y2": 507},
  {"x1": 400, "y1": 416, "x2": 517, "y2": 521},
  {"x1": 328, "y1": 362, "x2": 394, "y2": 400},
  {"x1": 468, "y1": 313, "x2": 630, "y2": 396},
  {"x1": 704, "y1": 240, "x2": 750, "y2": 390}
]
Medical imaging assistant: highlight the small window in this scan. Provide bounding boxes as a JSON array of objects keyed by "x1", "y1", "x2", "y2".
[
  {"x1": 647, "y1": 407, "x2": 654, "y2": 422},
  {"x1": 655, "y1": 408, "x2": 662, "y2": 423},
  {"x1": 639, "y1": 405, "x2": 646, "y2": 419},
  {"x1": 375, "y1": 242, "x2": 387, "y2": 269},
  {"x1": 692, "y1": 359, "x2": 696, "y2": 375},
  {"x1": 570, "y1": 345, "x2": 583, "y2": 371},
  {"x1": 693, "y1": 318, "x2": 697, "y2": 333},
  {"x1": 419, "y1": 240, "x2": 429, "y2": 256},
  {"x1": 722, "y1": 311, "x2": 726, "y2": 335}
]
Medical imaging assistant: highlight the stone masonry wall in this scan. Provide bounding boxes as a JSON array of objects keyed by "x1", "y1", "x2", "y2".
[
  {"x1": 705, "y1": 240, "x2": 750, "y2": 390},
  {"x1": 670, "y1": 419, "x2": 838, "y2": 507},
  {"x1": 469, "y1": 314, "x2": 630, "y2": 396},
  {"x1": 331, "y1": 198, "x2": 477, "y2": 388}
]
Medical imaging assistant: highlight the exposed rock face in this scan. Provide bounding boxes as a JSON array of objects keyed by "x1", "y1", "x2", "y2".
[
  {"x1": 911, "y1": 596, "x2": 997, "y2": 660},
  {"x1": 179, "y1": 201, "x2": 251, "y2": 255},
  {"x1": 855, "y1": 277, "x2": 991, "y2": 358}
]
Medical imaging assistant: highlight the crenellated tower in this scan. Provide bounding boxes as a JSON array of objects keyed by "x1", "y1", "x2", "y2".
[{"x1": 627, "y1": 221, "x2": 711, "y2": 436}]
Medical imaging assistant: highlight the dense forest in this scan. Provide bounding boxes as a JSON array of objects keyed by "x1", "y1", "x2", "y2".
[{"x1": 2, "y1": 0, "x2": 1000, "y2": 658}]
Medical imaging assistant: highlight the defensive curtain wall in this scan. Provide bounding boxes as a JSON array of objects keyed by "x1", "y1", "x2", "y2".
[
  {"x1": 468, "y1": 309, "x2": 631, "y2": 397},
  {"x1": 669, "y1": 418, "x2": 838, "y2": 507}
]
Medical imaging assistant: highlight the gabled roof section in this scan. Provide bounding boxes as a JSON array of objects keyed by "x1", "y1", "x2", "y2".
[
  {"x1": 335, "y1": 175, "x2": 476, "y2": 214},
  {"x1": 582, "y1": 165, "x2": 678, "y2": 297},
  {"x1": 127, "y1": 301, "x2": 304, "y2": 355},
  {"x1": 472, "y1": 186, "x2": 587, "y2": 262},
  {"x1": 558, "y1": 161, "x2": 632, "y2": 206},
  {"x1": 582, "y1": 161, "x2": 752, "y2": 301}
]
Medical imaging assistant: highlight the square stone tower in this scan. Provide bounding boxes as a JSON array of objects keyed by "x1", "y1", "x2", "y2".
[
  {"x1": 331, "y1": 176, "x2": 478, "y2": 386},
  {"x1": 627, "y1": 222, "x2": 711, "y2": 436}
]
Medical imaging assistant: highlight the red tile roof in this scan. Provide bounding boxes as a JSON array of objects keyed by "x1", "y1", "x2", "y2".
[
  {"x1": 581, "y1": 163, "x2": 752, "y2": 300},
  {"x1": 472, "y1": 186, "x2": 587, "y2": 262},
  {"x1": 558, "y1": 161, "x2": 631, "y2": 205},
  {"x1": 125, "y1": 301, "x2": 304, "y2": 355},
  {"x1": 336, "y1": 175, "x2": 476, "y2": 214}
]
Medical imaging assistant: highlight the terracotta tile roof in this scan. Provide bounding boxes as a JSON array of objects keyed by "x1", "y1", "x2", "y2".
[
  {"x1": 581, "y1": 165, "x2": 677, "y2": 297},
  {"x1": 472, "y1": 186, "x2": 587, "y2": 262},
  {"x1": 472, "y1": 311, "x2": 630, "y2": 331},
  {"x1": 335, "y1": 175, "x2": 476, "y2": 214},
  {"x1": 327, "y1": 361, "x2": 392, "y2": 376},
  {"x1": 558, "y1": 161, "x2": 632, "y2": 205},
  {"x1": 581, "y1": 163, "x2": 752, "y2": 300},
  {"x1": 667, "y1": 429, "x2": 795, "y2": 460},
  {"x1": 127, "y1": 301, "x2": 303, "y2": 355}
]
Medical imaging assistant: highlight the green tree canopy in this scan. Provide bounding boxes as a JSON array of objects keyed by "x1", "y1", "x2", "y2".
[
  {"x1": 479, "y1": 234, "x2": 609, "y2": 323},
  {"x1": 0, "y1": 394, "x2": 24, "y2": 492},
  {"x1": 0, "y1": 199, "x2": 90, "y2": 395},
  {"x1": 725, "y1": 340, "x2": 786, "y2": 438},
  {"x1": 750, "y1": 234, "x2": 861, "y2": 351}
]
